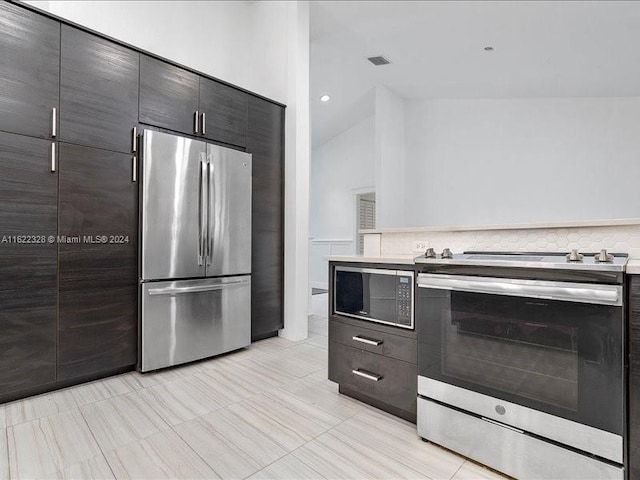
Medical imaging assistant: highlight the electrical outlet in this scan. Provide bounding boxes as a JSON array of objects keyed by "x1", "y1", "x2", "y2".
[{"x1": 413, "y1": 241, "x2": 428, "y2": 253}]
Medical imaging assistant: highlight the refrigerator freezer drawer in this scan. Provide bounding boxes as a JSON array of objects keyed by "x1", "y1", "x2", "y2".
[{"x1": 140, "y1": 275, "x2": 250, "y2": 372}]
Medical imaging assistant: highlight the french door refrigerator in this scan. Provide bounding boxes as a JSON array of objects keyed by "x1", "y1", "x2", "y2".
[{"x1": 138, "y1": 129, "x2": 252, "y2": 372}]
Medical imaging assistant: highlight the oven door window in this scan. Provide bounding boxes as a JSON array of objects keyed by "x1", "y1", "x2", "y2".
[
  {"x1": 335, "y1": 270, "x2": 397, "y2": 323},
  {"x1": 418, "y1": 288, "x2": 623, "y2": 435}
]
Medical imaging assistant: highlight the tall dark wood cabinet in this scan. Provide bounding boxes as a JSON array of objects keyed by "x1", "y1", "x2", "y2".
[
  {"x1": 139, "y1": 55, "x2": 200, "y2": 135},
  {"x1": 0, "y1": 2, "x2": 59, "y2": 139},
  {"x1": 0, "y1": 132, "x2": 58, "y2": 400},
  {"x1": 246, "y1": 97, "x2": 285, "y2": 340},
  {"x1": 0, "y1": 0, "x2": 286, "y2": 401},
  {"x1": 60, "y1": 25, "x2": 139, "y2": 153},
  {"x1": 57, "y1": 144, "x2": 138, "y2": 380},
  {"x1": 199, "y1": 77, "x2": 248, "y2": 147},
  {"x1": 629, "y1": 275, "x2": 640, "y2": 479}
]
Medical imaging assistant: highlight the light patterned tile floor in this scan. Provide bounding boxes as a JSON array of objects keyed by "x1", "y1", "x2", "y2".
[{"x1": 0, "y1": 310, "x2": 508, "y2": 479}]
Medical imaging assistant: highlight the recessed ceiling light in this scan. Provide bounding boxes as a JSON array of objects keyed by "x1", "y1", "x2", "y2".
[
  {"x1": 320, "y1": 94, "x2": 331, "y2": 102},
  {"x1": 484, "y1": 46, "x2": 494, "y2": 52}
]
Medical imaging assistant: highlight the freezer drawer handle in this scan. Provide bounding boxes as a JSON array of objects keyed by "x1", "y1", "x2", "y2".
[
  {"x1": 148, "y1": 279, "x2": 249, "y2": 296},
  {"x1": 352, "y1": 368, "x2": 382, "y2": 382},
  {"x1": 352, "y1": 335, "x2": 383, "y2": 346}
]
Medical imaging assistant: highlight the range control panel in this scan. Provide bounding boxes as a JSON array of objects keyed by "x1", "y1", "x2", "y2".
[{"x1": 396, "y1": 275, "x2": 413, "y2": 327}]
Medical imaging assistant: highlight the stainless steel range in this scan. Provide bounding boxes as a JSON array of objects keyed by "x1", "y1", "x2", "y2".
[{"x1": 415, "y1": 250, "x2": 627, "y2": 480}]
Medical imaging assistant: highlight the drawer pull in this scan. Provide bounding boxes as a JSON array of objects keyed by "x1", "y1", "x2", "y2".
[
  {"x1": 352, "y1": 335, "x2": 383, "y2": 346},
  {"x1": 352, "y1": 368, "x2": 382, "y2": 382}
]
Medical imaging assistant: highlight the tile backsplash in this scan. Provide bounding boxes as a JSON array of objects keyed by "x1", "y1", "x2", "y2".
[{"x1": 379, "y1": 224, "x2": 640, "y2": 259}]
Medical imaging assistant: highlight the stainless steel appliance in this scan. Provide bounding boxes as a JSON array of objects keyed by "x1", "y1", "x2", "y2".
[
  {"x1": 139, "y1": 129, "x2": 252, "y2": 372},
  {"x1": 415, "y1": 250, "x2": 627, "y2": 480},
  {"x1": 334, "y1": 266, "x2": 414, "y2": 329}
]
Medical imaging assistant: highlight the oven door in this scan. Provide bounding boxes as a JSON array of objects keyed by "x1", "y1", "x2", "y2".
[{"x1": 417, "y1": 273, "x2": 624, "y2": 462}]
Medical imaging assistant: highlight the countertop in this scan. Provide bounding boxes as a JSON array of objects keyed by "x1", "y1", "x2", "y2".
[
  {"x1": 327, "y1": 255, "x2": 640, "y2": 272},
  {"x1": 627, "y1": 260, "x2": 640, "y2": 274},
  {"x1": 326, "y1": 255, "x2": 416, "y2": 265}
]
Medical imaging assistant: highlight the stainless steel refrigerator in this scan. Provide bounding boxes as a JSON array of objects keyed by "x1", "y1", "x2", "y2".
[{"x1": 138, "y1": 129, "x2": 252, "y2": 372}]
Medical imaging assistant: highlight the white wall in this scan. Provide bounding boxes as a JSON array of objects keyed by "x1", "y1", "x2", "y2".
[
  {"x1": 404, "y1": 97, "x2": 640, "y2": 227},
  {"x1": 310, "y1": 116, "x2": 375, "y2": 288},
  {"x1": 26, "y1": 0, "x2": 288, "y2": 103},
  {"x1": 29, "y1": 0, "x2": 311, "y2": 340},
  {"x1": 375, "y1": 86, "x2": 407, "y2": 228}
]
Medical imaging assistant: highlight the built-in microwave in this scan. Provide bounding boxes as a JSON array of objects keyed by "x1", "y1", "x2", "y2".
[{"x1": 334, "y1": 266, "x2": 414, "y2": 329}]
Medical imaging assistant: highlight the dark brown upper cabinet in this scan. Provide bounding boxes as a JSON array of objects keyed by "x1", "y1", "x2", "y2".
[
  {"x1": 246, "y1": 97, "x2": 285, "y2": 340},
  {"x1": 57, "y1": 143, "x2": 138, "y2": 380},
  {"x1": 0, "y1": 2, "x2": 59, "y2": 139},
  {"x1": 198, "y1": 77, "x2": 248, "y2": 147},
  {"x1": 139, "y1": 55, "x2": 200, "y2": 136},
  {"x1": 60, "y1": 26, "x2": 139, "y2": 154},
  {"x1": 0, "y1": 132, "x2": 58, "y2": 399},
  {"x1": 139, "y1": 54, "x2": 248, "y2": 146}
]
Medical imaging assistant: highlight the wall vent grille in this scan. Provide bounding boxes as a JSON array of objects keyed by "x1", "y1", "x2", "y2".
[{"x1": 367, "y1": 56, "x2": 390, "y2": 66}]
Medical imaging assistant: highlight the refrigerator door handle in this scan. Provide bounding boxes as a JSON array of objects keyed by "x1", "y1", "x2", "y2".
[
  {"x1": 148, "y1": 279, "x2": 249, "y2": 296},
  {"x1": 198, "y1": 158, "x2": 206, "y2": 265},
  {"x1": 207, "y1": 156, "x2": 214, "y2": 266}
]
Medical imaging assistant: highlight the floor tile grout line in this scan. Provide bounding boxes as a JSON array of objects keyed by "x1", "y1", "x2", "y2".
[
  {"x1": 242, "y1": 404, "x2": 362, "y2": 480},
  {"x1": 449, "y1": 460, "x2": 466, "y2": 480},
  {"x1": 4, "y1": 425, "x2": 10, "y2": 480},
  {"x1": 169, "y1": 420, "x2": 229, "y2": 480},
  {"x1": 76, "y1": 406, "x2": 119, "y2": 480},
  {"x1": 325, "y1": 405, "x2": 465, "y2": 480}
]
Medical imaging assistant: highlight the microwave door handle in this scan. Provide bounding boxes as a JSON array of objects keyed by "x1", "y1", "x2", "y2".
[{"x1": 417, "y1": 274, "x2": 621, "y2": 306}]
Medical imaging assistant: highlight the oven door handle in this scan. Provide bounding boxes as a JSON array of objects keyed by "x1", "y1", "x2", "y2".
[{"x1": 417, "y1": 273, "x2": 621, "y2": 306}]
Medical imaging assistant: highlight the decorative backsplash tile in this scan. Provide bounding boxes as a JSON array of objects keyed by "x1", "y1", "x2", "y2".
[{"x1": 380, "y1": 225, "x2": 640, "y2": 259}]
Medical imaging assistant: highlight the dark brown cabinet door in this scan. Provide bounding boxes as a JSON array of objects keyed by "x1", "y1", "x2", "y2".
[
  {"x1": 0, "y1": 2, "x2": 59, "y2": 139},
  {"x1": 60, "y1": 26, "x2": 139, "y2": 154},
  {"x1": 629, "y1": 275, "x2": 640, "y2": 479},
  {"x1": 0, "y1": 132, "x2": 57, "y2": 399},
  {"x1": 246, "y1": 97, "x2": 285, "y2": 340},
  {"x1": 57, "y1": 144, "x2": 137, "y2": 380},
  {"x1": 199, "y1": 78, "x2": 248, "y2": 147},
  {"x1": 139, "y1": 55, "x2": 199, "y2": 135}
]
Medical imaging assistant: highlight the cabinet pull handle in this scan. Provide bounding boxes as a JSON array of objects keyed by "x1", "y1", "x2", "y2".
[
  {"x1": 194, "y1": 110, "x2": 199, "y2": 134},
  {"x1": 352, "y1": 369, "x2": 382, "y2": 382},
  {"x1": 51, "y1": 107, "x2": 57, "y2": 138},
  {"x1": 200, "y1": 112, "x2": 206, "y2": 135},
  {"x1": 132, "y1": 127, "x2": 137, "y2": 152},
  {"x1": 132, "y1": 156, "x2": 137, "y2": 182},
  {"x1": 50, "y1": 143, "x2": 56, "y2": 172},
  {"x1": 352, "y1": 335, "x2": 383, "y2": 346}
]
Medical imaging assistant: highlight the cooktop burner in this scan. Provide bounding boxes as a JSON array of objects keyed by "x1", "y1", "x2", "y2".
[{"x1": 414, "y1": 250, "x2": 629, "y2": 272}]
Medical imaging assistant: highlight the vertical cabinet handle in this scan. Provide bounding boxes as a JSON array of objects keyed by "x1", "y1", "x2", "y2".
[
  {"x1": 51, "y1": 107, "x2": 57, "y2": 138},
  {"x1": 132, "y1": 156, "x2": 137, "y2": 182},
  {"x1": 194, "y1": 110, "x2": 200, "y2": 134},
  {"x1": 200, "y1": 112, "x2": 206, "y2": 135},
  {"x1": 132, "y1": 127, "x2": 137, "y2": 152},
  {"x1": 50, "y1": 143, "x2": 56, "y2": 172}
]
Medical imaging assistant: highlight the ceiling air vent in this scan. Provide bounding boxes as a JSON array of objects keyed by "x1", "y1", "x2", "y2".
[{"x1": 367, "y1": 56, "x2": 390, "y2": 66}]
